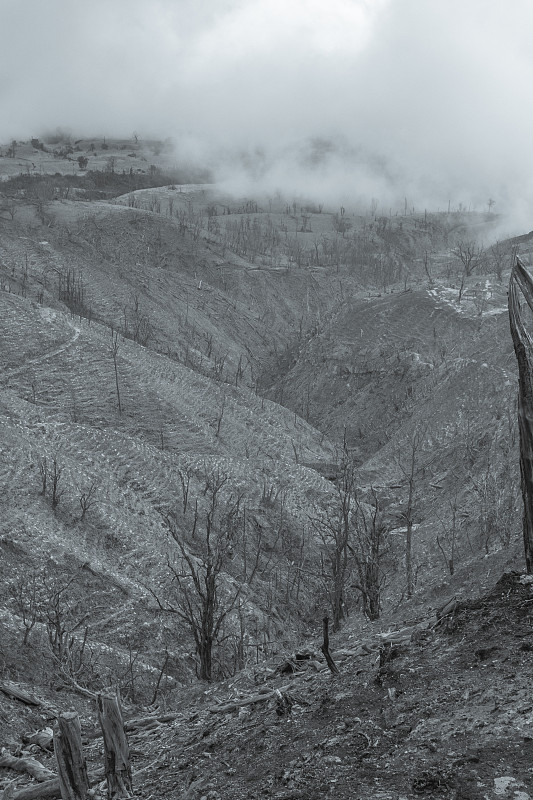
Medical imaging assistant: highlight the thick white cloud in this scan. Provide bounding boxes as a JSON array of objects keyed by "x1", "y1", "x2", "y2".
[{"x1": 2, "y1": 0, "x2": 533, "y2": 219}]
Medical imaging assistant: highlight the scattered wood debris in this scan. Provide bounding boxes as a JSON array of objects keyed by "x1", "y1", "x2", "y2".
[{"x1": 0, "y1": 751, "x2": 56, "y2": 783}]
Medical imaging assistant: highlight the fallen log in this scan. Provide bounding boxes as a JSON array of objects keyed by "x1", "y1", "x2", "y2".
[
  {"x1": 21, "y1": 730, "x2": 53, "y2": 753},
  {"x1": 11, "y1": 779, "x2": 63, "y2": 800},
  {"x1": 85, "y1": 710, "x2": 182, "y2": 740},
  {"x1": 10, "y1": 772, "x2": 103, "y2": 800},
  {"x1": 0, "y1": 682, "x2": 43, "y2": 708},
  {"x1": 435, "y1": 596, "x2": 459, "y2": 622},
  {"x1": 375, "y1": 629, "x2": 413, "y2": 647},
  {"x1": 208, "y1": 684, "x2": 292, "y2": 714},
  {"x1": 125, "y1": 712, "x2": 180, "y2": 731},
  {"x1": 335, "y1": 643, "x2": 377, "y2": 658},
  {"x1": 0, "y1": 750, "x2": 56, "y2": 782}
]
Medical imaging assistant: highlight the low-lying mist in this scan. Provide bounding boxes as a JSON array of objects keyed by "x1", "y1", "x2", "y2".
[{"x1": 3, "y1": 0, "x2": 533, "y2": 236}]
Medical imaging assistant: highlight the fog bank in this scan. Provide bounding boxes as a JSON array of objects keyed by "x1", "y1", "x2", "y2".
[{"x1": 3, "y1": 0, "x2": 533, "y2": 225}]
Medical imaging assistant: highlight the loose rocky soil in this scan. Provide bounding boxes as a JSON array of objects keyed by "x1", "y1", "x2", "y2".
[{"x1": 2, "y1": 572, "x2": 533, "y2": 800}]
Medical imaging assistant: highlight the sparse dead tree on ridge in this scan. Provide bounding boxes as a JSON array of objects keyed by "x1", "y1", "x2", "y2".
[
  {"x1": 349, "y1": 488, "x2": 389, "y2": 620},
  {"x1": 309, "y1": 454, "x2": 355, "y2": 632},
  {"x1": 453, "y1": 240, "x2": 485, "y2": 301},
  {"x1": 9, "y1": 569, "x2": 41, "y2": 645},
  {"x1": 38, "y1": 454, "x2": 64, "y2": 510},
  {"x1": 436, "y1": 495, "x2": 461, "y2": 576},
  {"x1": 0, "y1": 196, "x2": 18, "y2": 221},
  {"x1": 490, "y1": 240, "x2": 513, "y2": 282},
  {"x1": 311, "y1": 437, "x2": 389, "y2": 626},
  {"x1": 394, "y1": 429, "x2": 426, "y2": 598},
  {"x1": 152, "y1": 471, "x2": 245, "y2": 681},
  {"x1": 123, "y1": 294, "x2": 153, "y2": 346},
  {"x1": 8, "y1": 568, "x2": 106, "y2": 689},
  {"x1": 422, "y1": 249, "x2": 433, "y2": 287},
  {"x1": 78, "y1": 480, "x2": 99, "y2": 521},
  {"x1": 332, "y1": 213, "x2": 352, "y2": 238},
  {"x1": 111, "y1": 331, "x2": 122, "y2": 414}
]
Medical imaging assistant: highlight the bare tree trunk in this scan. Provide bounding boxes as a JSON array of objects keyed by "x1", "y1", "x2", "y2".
[
  {"x1": 54, "y1": 713, "x2": 89, "y2": 800},
  {"x1": 111, "y1": 335, "x2": 122, "y2": 415},
  {"x1": 405, "y1": 520, "x2": 413, "y2": 597},
  {"x1": 320, "y1": 616, "x2": 339, "y2": 675},
  {"x1": 199, "y1": 634, "x2": 213, "y2": 682},
  {"x1": 509, "y1": 257, "x2": 533, "y2": 572},
  {"x1": 97, "y1": 694, "x2": 132, "y2": 799},
  {"x1": 332, "y1": 549, "x2": 345, "y2": 632},
  {"x1": 365, "y1": 561, "x2": 381, "y2": 620}
]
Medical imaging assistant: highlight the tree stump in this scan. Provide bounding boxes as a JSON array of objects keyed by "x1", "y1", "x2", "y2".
[
  {"x1": 509, "y1": 256, "x2": 533, "y2": 573},
  {"x1": 53, "y1": 712, "x2": 89, "y2": 800},
  {"x1": 97, "y1": 694, "x2": 132, "y2": 799}
]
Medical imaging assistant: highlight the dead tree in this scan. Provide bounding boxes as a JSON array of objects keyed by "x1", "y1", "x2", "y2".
[
  {"x1": 320, "y1": 616, "x2": 339, "y2": 675},
  {"x1": 151, "y1": 470, "x2": 244, "y2": 681},
  {"x1": 310, "y1": 466, "x2": 353, "y2": 632},
  {"x1": 453, "y1": 240, "x2": 484, "y2": 301},
  {"x1": 350, "y1": 488, "x2": 388, "y2": 620},
  {"x1": 111, "y1": 333, "x2": 122, "y2": 414},
  {"x1": 54, "y1": 712, "x2": 89, "y2": 800},
  {"x1": 508, "y1": 256, "x2": 533, "y2": 572},
  {"x1": 97, "y1": 693, "x2": 132, "y2": 799},
  {"x1": 309, "y1": 439, "x2": 355, "y2": 632},
  {"x1": 37, "y1": 455, "x2": 64, "y2": 510},
  {"x1": 395, "y1": 429, "x2": 426, "y2": 598}
]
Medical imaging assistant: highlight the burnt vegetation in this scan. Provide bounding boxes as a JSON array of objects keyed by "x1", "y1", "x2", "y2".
[{"x1": 1, "y1": 134, "x2": 533, "y2": 800}]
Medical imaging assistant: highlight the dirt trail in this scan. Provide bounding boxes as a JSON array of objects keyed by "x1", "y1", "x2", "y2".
[{"x1": 1, "y1": 308, "x2": 81, "y2": 379}]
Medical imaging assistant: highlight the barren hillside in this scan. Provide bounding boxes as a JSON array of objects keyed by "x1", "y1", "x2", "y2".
[{"x1": 0, "y1": 136, "x2": 531, "y2": 800}]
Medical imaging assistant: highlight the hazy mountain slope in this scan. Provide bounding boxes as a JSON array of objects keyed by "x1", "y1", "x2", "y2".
[
  {"x1": 0, "y1": 288, "x2": 336, "y2": 521},
  {"x1": 0, "y1": 280, "x2": 340, "y2": 692},
  {"x1": 261, "y1": 273, "x2": 522, "y2": 594},
  {"x1": 265, "y1": 280, "x2": 511, "y2": 452},
  {"x1": 0, "y1": 155, "x2": 527, "y2": 714},
  {"x1": 1, "y1": 194, "x2": 348, "y2": 390}
]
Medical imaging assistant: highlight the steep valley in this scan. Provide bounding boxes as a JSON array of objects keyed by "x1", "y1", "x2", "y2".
[{"x1": 0, "y1": 140, "x2": 532, "y2": 799}]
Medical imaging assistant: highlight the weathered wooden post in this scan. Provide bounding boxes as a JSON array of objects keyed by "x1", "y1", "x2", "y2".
[
  {"x1": 97, "y1": 693, "x2": 132, "y2": 799},
  {"x1": 509, "y1": 256, "x2": 533, "y2": 572},
  {"x1": 53, "y1": 712, "x2": 89, "y2": 800}
]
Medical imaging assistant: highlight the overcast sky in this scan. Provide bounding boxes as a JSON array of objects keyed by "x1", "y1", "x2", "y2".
[{"x1": 2, "y1": 0, "x2": 533, "y2": 217}]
